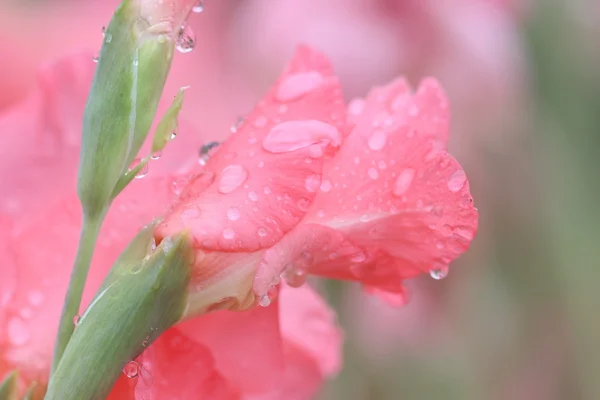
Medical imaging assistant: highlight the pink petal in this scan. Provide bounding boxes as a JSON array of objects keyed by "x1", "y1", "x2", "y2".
[
  {"x1": 156, "y1": 46, "x2": 346, "y2": 253},
  {"x1": 256, "y1": 77, "x2": 477, "y2": 295},
  {"x1": 278, "y1": 284, "x2": 343, "y2": 377},
  {"x1": 176, "y1": 302, "x2": 285, "y2": 394}
]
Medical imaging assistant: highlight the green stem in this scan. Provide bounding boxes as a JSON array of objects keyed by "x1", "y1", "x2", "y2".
[{"x1": 50, "y1": 212, "x2": 104, "y2": 375}]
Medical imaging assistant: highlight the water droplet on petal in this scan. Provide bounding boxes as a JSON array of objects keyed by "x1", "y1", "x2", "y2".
[
  {"x1": 248, "y1": 191, "x2": 258, "y2": 202},
  {"x1": 297, "y1": 198, "x2": 311, "y2": 212},
  {"x1": 218, "y1": 165, "x2": 248, "y2": 193},
  {"x1": 350, "y1": 252, "x2": 367, "y2": 263},
  {"x1": 348, "y1": 98, "x2": 366, "y2": 116},
  {"x1": 254, "y1": 115, "x2": 268, "y2": 128},
  {"x1": 231, "y1": 116, "x2": 245, "y2": 133},
  {"x1": 367, "y1": 167, "x2": 379, "y2": 180},
  {"x1": 73, "y1": 314, "x2": 81, "y2": 326},
  {"x1": 176, "y1": 24, "x2": 196, "y2": 53},
  {"x1": 259, "y1": 294, "x2": 271, "y2": 307},
  {"x1": 8, "y1": 317, "x2": 30, "y2": 346},
  {"x1": 198, "y1": 141, "x2": 220, "y2": 165},
  {"x1": 227, "y1": 207, "x2": 241, "y2": 221},
  {"x1": 192, "y1": 0, "x2": 204, "y2": 13},
  {"x1": 393, "y1": 168, "x2": 416, "y2": 196},
  {"x1": 429, "y1": 267, "x2": 449, "y2": 280},
  {"x1": 305, "y1": 175, "x2": 321, "y2": 193},
  {"x1": 276, "y1": 71, "x2": 324, "y2": 102},
  {"x1": 105, "y1": 33, "x2": 112, "y2": 44},
  {"x1": 181, "y1": 204, "x2": 201, "y2": 219},
  {"x1": 123, "y1": 361, "x2": 140, "y2": 378},
  {"x1": 263, "y1": 120, "x2": 341, "y2": 153},
  {"x1": 257, "y1": 227, "x2": 268, "y2": 237},
  {"x1": 447, "y1": 170, "x2": 467, "y2": 192},
  {"x1": 368, "y1": 130, "x2": 388, "y2": 151},
  {"x1": 320, "y1": 180, "x2": 332, "y2": 192},
  {"x1": 282, "y1": 266, "x2": 307, "y2": 288},
  {"x1": 28, "y1": 290, "x2": 44, "y2": 307},
  {"x1": 223, "y1": 228, "x2": 235, "y2": 239}
]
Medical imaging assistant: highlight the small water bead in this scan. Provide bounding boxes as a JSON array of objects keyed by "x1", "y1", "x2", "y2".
[
  {"x1": 429, "y1": 267, "x2": 449, "y2": 280},
  {"x1": 263, "y1": 186, "x2": 272, "y2": 195},
  {"x1": 181, "y1": 205, "x2": 201, "y2": 219},
  {"x1": 367, "y1": 167, "x2": 379, "y2": 180},
  {"x1": 92, "y1": 55, "x2": 99, "y2": 63},
  {"x1": 101, "y1": 26, "x2": 106, "y2": 36},
  {"x1": 393, "y1": 168, "x2": 416, "y2": 196},
  {"x1": 223, "y1": 228, "x2": 236, "y2": 239},
  {"x1": 305, "y1": 175, "x2": 321, "y2": 193},
  {"x1": 368, "y1": 130, "x2": 388, "y2": 151},
  {"x1": 231, "y1": 117, "x2": 245, "y2": 133},
  {"x1": 447, "y1": 170, "x2": 467, "y2": 192},
  {"x1": 248, "y1": 191, "x2": 258, "y2": 202},
  {"x1": 263, "y1": 120, "x2": 341, "y2": 153},
  {"x1": 257, "y1": 227, "x2": 268, "y2": 237},
  {"x1": 227, "y1": 207, "x2": 241, "y2": 221},
  {"x1": 176, "y1": 24, "x2": 196, "y2": 54},
  {"x1": 150, "y1": 151, "x2": 162, "y2": 160},
  {"x1": 123, "y1": 361, "x2": 140, "y2": 379},
  {"x1": 27, "y1": 290, "x2": 44, "y2": 306},
  {"x1": 192, "y1": 1, "x2": 205, "y2": 13},
  {"x1": 135, "y1": 163, "x2": 148, "y2": 179},
  {"x1": 73, "y1": 314, "x2": 81, "y2": 326},
  {"x1": 198, "y1": 141, "x2": 221, "y2": 165},
  {"x1": 276, "y1": 71, "x2": 324, "y2": 102},
  {"x1": 218, "y1": 165, "x2": 248, "y2": 194},
  {"x1": 105, "y1": 33, "x2": 113, "y2": 44},
  {"x1": 8, "y1": 318, "x2": 30, "y2": 346}
]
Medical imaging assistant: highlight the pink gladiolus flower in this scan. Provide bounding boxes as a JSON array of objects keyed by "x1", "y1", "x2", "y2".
[
  {"x1": 0, "y1": 52, "x2": 341, "y2": 399},
  {"x1": 156, "y1": 46, "x2": 478, "y2": 307}
]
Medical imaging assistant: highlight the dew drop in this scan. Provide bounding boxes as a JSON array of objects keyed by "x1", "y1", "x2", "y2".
[
  {"x1": 350, "y1": 252, "x2": 367, "y2": 263},
  {"x1": 348, "y1": 98, "x2": 366, "y2": 116},
  {"x1": 320, "y1": 180, "x2": 332, "y2": 192},
  {"x1": 135, "y1": 163, "x2": 148, "y2": 179},
  {"x1": 368, "y1": 130, "x2": 388, "y2": 151},
  {"x1": 192, "y1": 0, "x2": 204, "y2": 13},
  {"x1": 92, "y1": 55, "x2": 99, "y2": 63},
  {"x1": 181, "y1": 204, "x2": 201, "y2": 219},
  {"x1": 218, "y1": 165, "x2": 248, "y2": 193},
  {"x1": 282, "y1": 266, "x2": 308, "y2": 288},
  {"x1": 276, "y1": 71, "x2": 324, "y2": 102},
  {"x1": 123, "y1": 361, "x2": 140, "y2": 378},
  {"x1": 429, "y1": 267, "x2": 449, "y2": 280},
  {"x1": 393, "y1": 168, "x2": 416, "y2": 196},
  {"x1": 367, "y1": 167, "x2": 379, "y2": 180},
  {"x1": 223, "y1": 228, "x2": 235, "y2": 239},
  {"x1": 231, "y1": 116, "x2": 245, "y2": 133},
  {"x1": 150, "y1": 151, "x2": 162, "y2": 160},
  {"x1": 248, "y1": 191, "x2": 258, "y2": 202},
  {"x1": 101, "y1": 26, "x2": 106, "y2": 36},
  {"x1": 305, "y1": 175, "x2": 321, "y2": 193},
  {"x1": 73, "y1": 314, "x2": 81, "y2": 326},
  {"x1": 105, "y1": 33, "x2": 112, "y2": 44},
  {"x1": 257, "y1": 227, "x2": 268, "y2": 237},
  {"x1": 297, "y1": 198, "x2": 311, "y2": 212},
  {"x1": 227, "y1": 207, "x2": 241, "y2": 221},
  {"x1": 170, "y1": 123, "x2": 178, "y2": 140},
  {"x1": 263, "y1": 186, "x2": 272, "y2": 195},
  {"x1": 176, "y1": 24, "x2": 196, "y2": 53},
  {"x1": 27, "y1": 290, "x2": 44, "y2": 307},
  {"x1": 259, "y1": 294, "x2": 271, "y2": 307},
  {"x1": 447, "y1": 170, "x2": 467, "y2": 192},
  {"x1": 198, "y1": 141, "x2": 220, "y2": 165},
  {"x1": 263, "y1": 120, "x2": 341, "y2": 153},
  {"x1": 8, "y1": 318, "x2": 29, "y2": 346}
]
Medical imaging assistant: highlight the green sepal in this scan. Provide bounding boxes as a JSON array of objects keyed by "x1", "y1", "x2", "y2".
[
  {"x1": 110, "y1": 157, "x2": 150, "y2": 200},
  {"x1": 0, "y1": 371, "x2": 18, "y2": 400},
  {"x1": 45, "y1": 233, "x2": 193, "y2": 400},
  {"x1": 77, "y1": 0, "x2": 175, "y2": 218},
  {"x1": 21, "y1": 382, "x2": 43, "y2": 400},
  {"x1": 152, "y1": 87, "x2": 188, "y2": 153}
]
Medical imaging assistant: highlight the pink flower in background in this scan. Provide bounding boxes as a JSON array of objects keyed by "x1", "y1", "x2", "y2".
[
  {"x1": 0, "y1": 53, "x2": 341, "y2": 399},
  {"x1": 156, "y1": 46, "x2": 478, "y2": 306}
]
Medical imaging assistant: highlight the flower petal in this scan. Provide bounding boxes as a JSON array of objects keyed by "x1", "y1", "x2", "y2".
[
  {"x1": 256, "y1": 78, "x2": 477, "y2": 294},
  {"x1": 155, "y1": 45, "x2": 346, "y2": 253}
]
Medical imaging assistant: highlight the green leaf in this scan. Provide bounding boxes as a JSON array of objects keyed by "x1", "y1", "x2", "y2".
[
  {"x1": 152, "y1": 87, "x2": 188, "y2": 154},
  {"x1": 0, "y1": 371, "x2": 18, "y2": 400},
  {"x1": 45, "y1": 233, "x2": 193, "y2": 400}
]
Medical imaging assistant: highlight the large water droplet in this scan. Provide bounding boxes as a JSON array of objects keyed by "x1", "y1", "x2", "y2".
[
  {"x1": 123, "y1": 361, "x2": 140, "y2": 378},
  {"x1": 218, "y1": 165, "x2": 248, "y2": 193},
  {"x1": 227, "y1": 207, "x2": 241, "y2": 221},
  {"x1": 150, "y1": 151, "x2": 162, "y2": 160},
  {"x1": 263, "y1": 120, "x2": 341, "y2": 154},
  {"x1": 447, "y1": 170, "x2": 467, "y2": 192},
  {"x1": 192, "y1": 1, "x2": 205, "y2": 13},
  {"x1": 198, "y1": 141, "x2": 220, "y2": 165},
  {"x1": 176, "y1": 24, "x2": 196, "y2": 53},
  {"x1": 393, "y1": 168, "x2": 416, "y2": 196},
  {"x1": 276, "y1": 71, "x2": 324, "y2": 102},
  {"x1": 305, "y1": 175, "x2": 321, "y2": 193},
  {"x1": 281, "y1": 266, "x2": 308, "y2": 288},
  {"x1": 368, "y1": 130, "x2": 388, "y2": 151},
  {"x1": 429, "y1": 267, "x2": 449, "y2": 280},
  {"x1": 8, "y1": 317, "x2": 30, "y2": 346}
]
